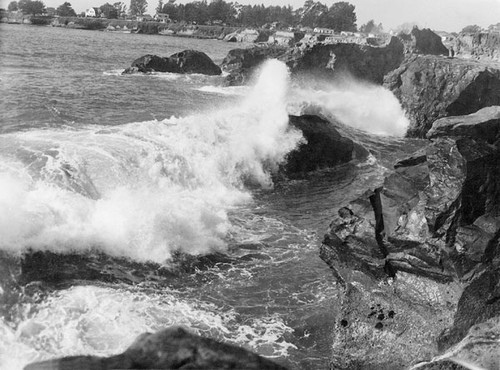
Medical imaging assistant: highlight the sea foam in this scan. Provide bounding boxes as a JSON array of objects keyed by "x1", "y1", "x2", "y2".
[{"x1": 0, "y1": 60, "x2": 302, "y2": 263}]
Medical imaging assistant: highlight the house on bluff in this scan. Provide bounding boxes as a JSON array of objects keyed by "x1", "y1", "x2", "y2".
[{"x1": 85, "y1": 7, "x2": 101, "y2": 17}]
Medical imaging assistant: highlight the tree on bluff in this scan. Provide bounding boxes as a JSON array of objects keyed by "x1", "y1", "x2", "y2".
[
  {"x1": 461, "y1": 24, "x2": 482, "y2": 34},
  {"x1": 8, "y1": 1, "x2": 18, "y2": 11},
  {"x1": 208, "y1": 0, "x2": 235, "y2": 24},
  {"x1": 56, "y1": 2, "x2": 76, "y2": 17},
  {"x1": 100, "y1": 2, "x2": 118, "y2": 18},
  {"x1": 318, "y1": 1, "x2": 357, "y2": 32},
  {"x1": 18, "y1": 0, "x2": 46, "y2": 16},
  {"x1": 360, "y1": 19, "x2": 383, "y2": 34},
  {"x1": 130, "y1": 0, "x2": 147, "y2": 15}
]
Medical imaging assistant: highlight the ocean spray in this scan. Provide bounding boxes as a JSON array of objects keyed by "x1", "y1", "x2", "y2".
[
  {"x1": 0, "y1": 60, "x2": 302, "y2": 263},
  {"x1": 289, "y1": 75, "x2": 409, "y2": 137}
]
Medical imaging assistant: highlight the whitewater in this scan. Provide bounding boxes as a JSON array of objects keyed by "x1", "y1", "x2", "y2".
[{"x1": 0, "y1": 24, "x2": 413, "y2": 369}]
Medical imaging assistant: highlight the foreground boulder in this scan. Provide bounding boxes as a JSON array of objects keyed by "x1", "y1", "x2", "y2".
[
  {"x1": 123, "y1": 50, "x2": 222, "y2": 75},
  {"x1": 282, "y1": 115, "x2": 369, "y2": 177},
  {"x1": 320, "y1": 110, "x2": 500, "y2": 368},
  {"x1": 25, "y1": 326, "x2": 287, "y2": 370},
  {"x1": 384, "y1": 55, "x2": 500, "y2": 137}
]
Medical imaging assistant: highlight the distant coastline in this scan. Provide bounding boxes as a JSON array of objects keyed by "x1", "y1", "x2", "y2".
[{"x1": 0, "y1": 14, "x2": 241, "y2": 39}]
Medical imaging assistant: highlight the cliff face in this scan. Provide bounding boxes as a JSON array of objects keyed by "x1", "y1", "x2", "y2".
[
  {"x1": 384, "y1": 55, "x2": 500, "y2": 137},
  {"x1": 220, "y1": 46, "x2": 288, "y2": 85},
  {"x1": 286, "y1": 36, "x2": 405, "y2": 84},
  {"x1": 452, "y1": 32, "x2": 500, "y2": 61}
]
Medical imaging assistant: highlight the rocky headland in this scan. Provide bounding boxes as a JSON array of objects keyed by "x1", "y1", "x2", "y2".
[
  {"x1": 321, "y1": 105, "x2": 500, "y2": 368},
  {"x1": 448, "y1": 31, "x2": 500, "y2": 61}
]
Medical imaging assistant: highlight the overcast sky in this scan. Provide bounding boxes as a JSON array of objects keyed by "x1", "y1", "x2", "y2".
[{"x1": 2, "y1": 0, "x2": 499, "y2": 32}]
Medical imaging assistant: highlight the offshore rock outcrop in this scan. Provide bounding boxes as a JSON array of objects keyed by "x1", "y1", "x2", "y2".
[
  {"x1": 122, "y1": 50, "x2": 222, "y2": 75},
  {"x1": 284, "y1": 114, "x2": 369, "y2": 177},
  {"x1": 25, "y1": 326, "x2": 287, "y2": 370},
  {"x1": 384, "y1": 55, "x2": 500, "y2": 137},
  {"x1": 320, "y1": 108, "x2": 500, "y2": 368}
]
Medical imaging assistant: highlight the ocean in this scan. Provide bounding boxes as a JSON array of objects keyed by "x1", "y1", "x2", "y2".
[{"x1": 0, "y1": 23, "x2": 420, "y2": 369}]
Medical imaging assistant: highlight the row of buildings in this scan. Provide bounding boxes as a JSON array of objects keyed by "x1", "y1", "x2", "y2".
[{"x1": 84, "y1": 7, "x2": 170, "y2": 22}]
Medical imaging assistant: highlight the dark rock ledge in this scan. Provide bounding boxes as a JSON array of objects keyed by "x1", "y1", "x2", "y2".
[
  {"x1": 122, "y1": 49, "x2": 222, "y2": 75},
  {"x1": 284, "y1": 114, "x2": 369, "y2": 177},
  {"x1": 320, "y1": 107, "x2": 500, "y2": 369},
  {"x1": 25, "y1": 326, "x2": 287, "y2": 370}
]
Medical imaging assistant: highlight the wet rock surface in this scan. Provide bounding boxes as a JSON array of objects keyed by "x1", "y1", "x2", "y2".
[
  {"x1": 412, "y1": 316, "x2": 500, "y2": 370},
  {"x1": 123, "y1": 50, "x2": 222, "y2": 75},
  {"x1": 426, "y1": 105, "x2": 500, "y2": 144},
  {"x1": 283, "y1": 114, "x2": 369, "y2": 177},
  {"x1": 320, "y1": 108, "x2": 500, "y2": 368},
  {"x1": 384, "y1": 55, "x2": 500, "y2": 137},
  {"x1": 24, "y1": 326, "x2": 288, "y2": 370}
]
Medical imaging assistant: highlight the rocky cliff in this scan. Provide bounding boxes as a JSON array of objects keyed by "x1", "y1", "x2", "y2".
[
  {"x1": 286, "y1": 36, "x2": 405, "y2": 84},
  {"x1": 320, "y1": 107, "x2": 500, "y2": 369},
  {"x1": 220, "y1": 46, "x2": 289, "y2": 85},
  {"x1": 384, "y1": 55, "x2": 500, "y2": 137},
  {"x1": 451, "y1": 31, "x2": 500, "y2": 61}
]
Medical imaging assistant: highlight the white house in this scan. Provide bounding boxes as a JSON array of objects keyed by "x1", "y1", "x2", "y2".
[
  {"x1": 137, "y1": 14, "x2": 154, "y2": 22},
  {"x1": 85, "y1": 8, "x2": 100, "y2": 17},
  {"x1": 154, "y1": 13, "x2": 170, "y2": 23},
  {"x1": 314, "y1": 27, "x2": 335, "y2": 35}
]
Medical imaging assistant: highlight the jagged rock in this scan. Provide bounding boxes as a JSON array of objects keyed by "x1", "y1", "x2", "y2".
[
  {"x1": 437, "y1": 266, "x2": 500, "y2": 352},
  {"x1": 320, "y1": 126, "x2": 500, "y2": 368},
  {"x1": 24, "y1": 326, "x2": 287, "y2": 370},
  {"x1": 427, "y1": 105, "x2": 500, "y2": 144},
  {"x1": 451, "y1": 31, "x2": 500, "y2": 61},
  {"x1": 283, "y1": 114, "x2": 369, "y2": 177},
  {"x1": 220, "y1": 46, "x2": 288, "y2": 86},
  {"x1": 123, "y1": 50, "x2": 222, "y2": 75},
  {"x1": 413, "y1": 315, "x2": 500, "y2": 370},
  {"x1": 286, "y1": 36, "x2": 405, "y2": 84},
  {"x1": 397, "y1": 28, "x2": 449, "y2": 56},
  {"x1": 384, "y1": 55, "x2": 500, "y2": 137}
]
